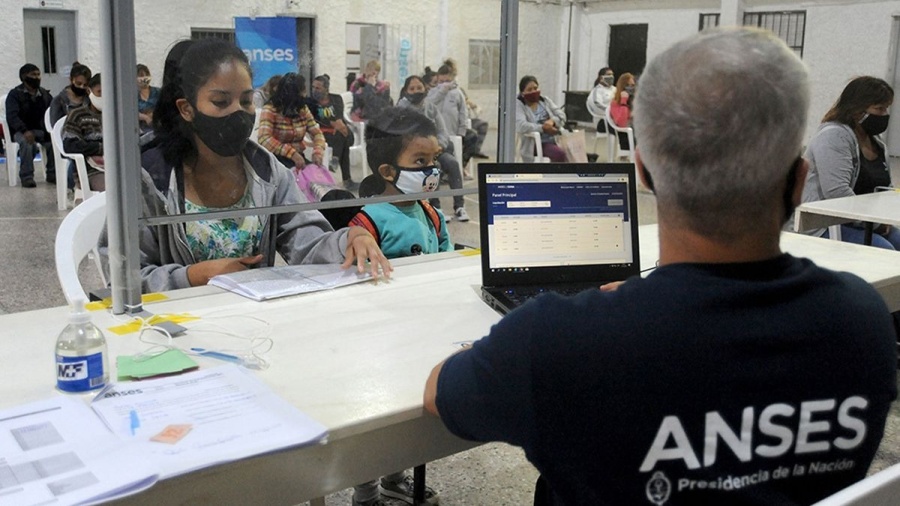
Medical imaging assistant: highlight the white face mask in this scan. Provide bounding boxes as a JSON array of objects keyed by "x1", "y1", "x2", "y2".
[
  {"x1": 391, "y1": 166, "x2": 441, "y2": 195},
  {"x1": 89, "y1": 93, "x2": 103, "y2": 111}
]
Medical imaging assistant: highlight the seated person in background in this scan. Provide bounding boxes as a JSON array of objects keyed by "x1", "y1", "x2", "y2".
[
  {"x1": 137, "y1": 39, "x2": 389, "y2": 293},
  {"x1": 610, "y1": 72, "x2": 636, "y2": 152},
  {"x1": 422, "y1": 66, "x2": 438, "y2": 90},
  {"x1": 5, "y1": 63, "x2": 55, "y2": 188},
  {"x1": 307, "y1": 74, "x2": 358, "y2": 191},
  {"x1": 49, "y1": 62, "x2": 92, "y2": 126},
  {"x1": 349, "y1": 107, "x2": 452, "y2": 259},
  {"x1": 515, "y1": 75, "x2": 566, "y2": 163},
  {"x1": 350, "y1": 60, "x2": 392, "y2": 121},
  {"x1": 397, "y1": 75, "x2": 468, "y2": 222},
  {"x1": 586, "y1": 66, "x2": 614, "y2": 134},
  {"x1": 252, "y1": 74, "x2": 282, "y2": 111},
  {"x1": 137, "y1": 63, "x2": 160, "y2": 133},
  {"x1": 257, "y1": 72, "x2": 326, "y2": 170},
  {"x1": 429, "y1": 59, "x2": 486, "y2": 169},
  {"x1": 797, "y1": 76, "x2": 899, "y2": 250},
  {"x1": 425, "y1": 27, "x2": 897, "y2": 506},
  {"x1": 62, "y1": 73, "x2": 105, "y2": 192}
]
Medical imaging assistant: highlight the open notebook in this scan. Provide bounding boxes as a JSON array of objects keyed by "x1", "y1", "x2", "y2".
[{"x1": 478, "y1": 162, "x2": 641, "y2": 315}]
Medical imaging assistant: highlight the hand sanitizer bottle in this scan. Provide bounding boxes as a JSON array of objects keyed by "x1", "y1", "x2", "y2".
[{"x1": 56, "y1": 299, "x2": 109, "y2": 393}]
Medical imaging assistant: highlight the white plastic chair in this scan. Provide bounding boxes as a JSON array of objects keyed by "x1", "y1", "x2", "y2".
[
  {"x1": 605, "y1": 106, "x2": 635, "y2": 163},
  {"x1": 340, "y1": 91, "x2": 368, "y2": 180},
  {"x1": 1, "y1": 93, "x2": 49, "y2": 187},
  {"x1": 54, "y1": 191, "x2": 108, "y2": 305},
  {"x1": 249, "y1": 108, "x2": 262, "y2": 144},
  {"x1": 44, "y1": 108, "x2": 53, "y2": 133},
  {"x1": 812, "y1": 462, "x2": 900, "y2": 506},
  {"x1": 48, "y1": 115, "x2": 70, "y2": 210},
  {"x1": 527, "y1": 131, "x2": 550, "y2": 163},
  {"x1": 51, "y1": 117, "x2": 95, "y2": 205},
  {"x1": 1, "y1": 93, "x2": 18, "y2": 185},
  {"x1": 450, "y1": 134, "x2": 464, "y2": 169}
]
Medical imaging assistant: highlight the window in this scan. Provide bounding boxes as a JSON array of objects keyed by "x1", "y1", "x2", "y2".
[
  {"x1": 699, "y1": 13, "x2": 720, "y2": 31},
  {"x1": 41, "y1": 26, "x2": 58, "y2": 74},
  {"x1": 190, "y1": 28, "x2": 235, "y2": 43},
  {"x1": 743, "y1": 11, "x2": 806, "y2": 57},
  {"x1": 468, "y1": 39, "x2": 500, "y2": 90}
]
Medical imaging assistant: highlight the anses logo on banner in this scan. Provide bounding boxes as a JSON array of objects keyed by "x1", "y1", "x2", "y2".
[{"x1": 243, "y1": 48, "x2": 295, "y2": 63}]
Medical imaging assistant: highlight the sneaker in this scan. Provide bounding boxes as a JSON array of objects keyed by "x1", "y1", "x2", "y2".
[
  {"x1": 380, "y1": 475, "x2": 440, "y2": 505},
  {"x1": 344, "y1": 179, "x2": 360, "y2": 192},
  {"x1": 454, "y1": 208, "x2": 470, "y2": 222},
  {"x1": 21, "y1": 177, "x2": 36, "y2": 188},
  {"x1": 46, "y1": 173, "x2": 56, "y2": 184},
  {"x1": 473, "y1": 152, "x2": 490, "y2": 159}
]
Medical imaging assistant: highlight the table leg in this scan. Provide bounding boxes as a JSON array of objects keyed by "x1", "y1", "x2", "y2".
[
  {"x1": 864, "y1": 222, "x2": 874, "y2": 246},
  {"x1": 413, "y1": 464, "x2": 426, "y2": 505}
]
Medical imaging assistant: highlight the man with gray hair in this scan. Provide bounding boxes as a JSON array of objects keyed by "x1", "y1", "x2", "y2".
[{"x1": 423, "y1": 28, "x2": 896, "y2": 505}]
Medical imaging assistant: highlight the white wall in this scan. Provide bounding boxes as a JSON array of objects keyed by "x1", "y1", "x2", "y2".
[
  {"x1": 3, "y1": 0, "x2": 898, "y2": 143},
  {"x1": 574, "y1": 0, "x2": 900, "y2": 142}
]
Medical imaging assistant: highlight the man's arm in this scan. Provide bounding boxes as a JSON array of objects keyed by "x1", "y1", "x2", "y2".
[{"x1": 6, "y1": 90, "x2": 27, "y2": 133}]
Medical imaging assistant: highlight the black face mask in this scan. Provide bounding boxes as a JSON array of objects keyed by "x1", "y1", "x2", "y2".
[
  {"x1": 190, "y1": 109, "x2": 255, "y2": 157},
  {"x1": 71, "y1": 85, "x2": 89, "y2": 97},
  {"x1": 24, "y1": 77, "x2": 41, "y2": 90},
  {"x1": 406, "y1": 92, "x2": 426, "y2": 105},
  {"x1": 860, "y1": 113, "x2": 890, "y2": 136}
]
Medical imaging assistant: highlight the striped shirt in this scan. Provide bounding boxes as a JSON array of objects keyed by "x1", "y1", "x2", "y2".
[{"x1": 257, "y1": 104, "x2": 326, "y2": 163}]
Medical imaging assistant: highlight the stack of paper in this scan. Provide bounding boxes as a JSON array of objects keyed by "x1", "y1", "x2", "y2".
[
  {"x1": 90, "y1": 364, "x2": 328, "y2": 478},
  {"x1": 0, "y1": 396, "x2": 157, "y2": 505},
  {"x1": 209, "y1": 263, "x2": 372, "y2": 301}
]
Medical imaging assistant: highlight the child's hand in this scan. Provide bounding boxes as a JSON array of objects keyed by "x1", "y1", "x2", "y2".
[
  {"x1": 187, "y1": 255, "x2": 264, "y2": 286},
  {"x1": 343, "y1": 227, "x2": 393, "y2": 280}
]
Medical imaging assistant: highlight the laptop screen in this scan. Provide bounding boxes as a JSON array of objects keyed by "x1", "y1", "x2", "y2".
[{"x1": 479, "y1": 163, "x2": 640, "y2": 287}]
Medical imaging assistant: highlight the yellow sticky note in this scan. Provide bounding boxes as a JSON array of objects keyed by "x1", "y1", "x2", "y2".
[
  {"x1": 107, "y1": 314, "x2": 200, "y2": 336},
  {"x1": 86, "y1": 293, "x2": 169, "y2": 311},
  {"x1": 458, "y1": 248, "x2": 481, "y2": 257}
]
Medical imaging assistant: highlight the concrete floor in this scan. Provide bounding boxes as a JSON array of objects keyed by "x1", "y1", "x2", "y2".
[{"x1": 0, "y1": 131, "x2": 896, "y2": 505}]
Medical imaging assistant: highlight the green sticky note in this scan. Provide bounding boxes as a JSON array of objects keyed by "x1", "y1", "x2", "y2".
[{"x1": 117, "y1": 349, "x2": 199, "y2": 380}]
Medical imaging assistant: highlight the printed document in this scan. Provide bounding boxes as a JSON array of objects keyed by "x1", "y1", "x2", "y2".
[
  {"x1": 0, "y1": 396, "x2": 157, "y2": 506},
  {"x1": 90, "y1": 364, "x2": 328, "y2": 478},
  {"x1": 208, "y1": 263, "x2": 372, "y2": 301}
]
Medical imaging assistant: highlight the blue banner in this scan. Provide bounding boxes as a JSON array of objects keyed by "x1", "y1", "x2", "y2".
[{"x1": 234, "y1": 17, "x2": 297, "y2": 89}]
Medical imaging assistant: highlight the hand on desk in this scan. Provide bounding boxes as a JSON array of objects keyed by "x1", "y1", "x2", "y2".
[
  {"x1": 599, "y1": 280, "x2": 626, "y2": 292},
  {"x1": 344, "y1": 226, "x2": 393, "y2": 280},
  {"x1": 187, "y1": 255, "x2": 264, "y2": 286}
]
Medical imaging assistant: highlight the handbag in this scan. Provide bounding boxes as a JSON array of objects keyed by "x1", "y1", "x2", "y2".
[{"x1": 558, "y1": 129, "x2": 588, "y2": 163}]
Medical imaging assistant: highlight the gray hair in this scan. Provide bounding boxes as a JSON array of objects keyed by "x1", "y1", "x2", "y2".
[{"x1": 633, "y1": 27, "x2": 809, "y2": 239}]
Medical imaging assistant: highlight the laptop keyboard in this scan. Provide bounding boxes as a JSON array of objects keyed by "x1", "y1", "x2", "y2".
[{"x1": 504, "y1": 285, "x2": 598, "y2": 306}]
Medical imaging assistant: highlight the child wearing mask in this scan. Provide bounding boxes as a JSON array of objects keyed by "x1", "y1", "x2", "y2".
[
  {"x1": 397, "y1": 75, "x2": 468, "y2": 222},
  {"x1": 349, "y1": 107, "x2": 452, "y2": 260}
]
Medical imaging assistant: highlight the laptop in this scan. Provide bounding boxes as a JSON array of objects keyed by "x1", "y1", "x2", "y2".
[{"x1": 478, "y1": 162, "x2": 641, "y2": 315}]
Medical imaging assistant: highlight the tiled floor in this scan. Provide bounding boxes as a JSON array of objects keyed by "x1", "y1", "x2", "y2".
[{"x1": 0, "y1": 133, "x2": 897, "y2": 504}]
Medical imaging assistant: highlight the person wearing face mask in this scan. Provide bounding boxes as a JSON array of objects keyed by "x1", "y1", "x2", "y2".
[
  {"x1": 349, "y1": 60, "x2": 393, "y2": 121},
  {"x1": 5, "y1": 63, "x2": 55, "y2": 188},
  {"x1": 609, "y1": 72, "x2": 637, "y2": 154},
  {"x1": 516, "y1": 75, "x2": 567, "y2": 163},
  {"x1": 62, "y1": 73, "x2": 105, "y2": 192},
  {"x1": 349, "y1": 107, "x2": 452, "y2": 260},
  {"x1": 135, "y1": 39, "x2": 390, "y2": 293},
  {"x1": 586, "y1": 67, "x2": 615, "y2": 134},
  {"x1": 397, "y1": 75, "x2": 468, "y2": 221},
  {"x1": 49, "y1": 62, "x2": 92, "y2": 126},
  {"x1": 306, "y1": 74, "x2": 357, "y2": 191},
  {"x1": 797, "y1": 76, "x2": 899, "y2": 250},
  {"x1": 136, "y1": 63, "x2": 160, "y2": 133},
  {"x1": 257, "y1": 72, "x2": 326, "y2": 171}
]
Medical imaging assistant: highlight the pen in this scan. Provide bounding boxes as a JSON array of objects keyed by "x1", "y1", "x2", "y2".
[
  {"x1": 129, "y1": 410, "x2": 140, "y2": 436},
  {"x1": 190, "y1": 348, "x2": 244, "y2": 365}
]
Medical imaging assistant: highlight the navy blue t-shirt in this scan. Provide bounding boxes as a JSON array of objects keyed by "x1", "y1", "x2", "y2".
[{"x1": 437, "y1": 254, "x2": 897, "y2": 506}]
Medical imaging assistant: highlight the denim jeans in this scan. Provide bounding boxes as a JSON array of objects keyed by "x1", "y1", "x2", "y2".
[
  {"x1": 823, "y1": 224, "x2": 900, "y2": 250},
  {"x1": 14, "y1": 130, "x2": 55, "y2": 180}
]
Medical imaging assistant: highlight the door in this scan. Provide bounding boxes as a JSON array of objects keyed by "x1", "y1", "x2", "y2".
[
  {"x1": 23, "y1": 9, "x2": 77, "y2": 95},
  {"x1": 360, "y1": 25, "x2": 384, "y2": 73},
  {"x1": 608, "y1": 24, "x2": 648, "y2": 78}
]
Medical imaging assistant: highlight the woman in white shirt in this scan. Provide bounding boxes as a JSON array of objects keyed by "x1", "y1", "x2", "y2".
[{"x1": 586, "y1": 67, "x2": 615, "y2": 133}]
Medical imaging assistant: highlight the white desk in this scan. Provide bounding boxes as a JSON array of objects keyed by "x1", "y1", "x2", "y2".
[
  {"x1": 3, "y1": 227, "x2": 900, "y2": 504},
  {"x1": 794, "y1": 191, "x2": 900, "y2": 245}
]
